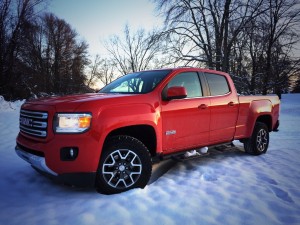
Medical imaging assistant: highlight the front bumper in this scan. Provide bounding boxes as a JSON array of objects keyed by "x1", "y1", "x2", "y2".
[
  {"x1": 15, "y1": 145, "x2": 57, "y2": 176},
  {"x1": 15, "y1": 145, "x2": 96, "y2": 187}
]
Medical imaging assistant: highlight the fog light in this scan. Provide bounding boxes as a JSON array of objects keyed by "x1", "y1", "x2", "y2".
[
  {"x1": 60, "y1": 147, "x2": 78, "y2": 161},
  {"x1": 70, "y1": 148, "x2": 74, "y2": 157}
]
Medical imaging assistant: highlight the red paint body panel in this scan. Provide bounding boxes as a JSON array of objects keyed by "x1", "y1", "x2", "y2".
[
  {"x1": 16, "y1": 68, "x2": 280, "y2": 180},
  {"x1": 161, "y1": 97, "x2": 211, "y2": 152},
  {"x1": 235, "y1": 95, "x2": 280, "y2": 139}
]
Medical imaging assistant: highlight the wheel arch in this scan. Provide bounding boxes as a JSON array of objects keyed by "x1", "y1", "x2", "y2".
[
  {"x1": 104, "y1": 125, "x2": 157, "y2": 157},
  {"x1": 256, "y1": 114, "x2": 272, "y2": 131}
]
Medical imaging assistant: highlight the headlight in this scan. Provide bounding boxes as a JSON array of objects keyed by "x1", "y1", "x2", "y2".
[{"x1": 54, "y1": 113, "x2": 92, "y2": 133}]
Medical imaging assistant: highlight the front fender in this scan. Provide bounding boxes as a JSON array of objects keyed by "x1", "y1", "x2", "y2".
[{"x1": 95, "y1": 103, "x2": 161, "y2": 155}]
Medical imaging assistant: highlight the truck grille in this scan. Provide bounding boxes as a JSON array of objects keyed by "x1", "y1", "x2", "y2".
[{"x1": 20, "y1": 109, "x2": 48, "y2": 138}]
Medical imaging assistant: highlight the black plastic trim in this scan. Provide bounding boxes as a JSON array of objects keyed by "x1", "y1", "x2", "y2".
[
  {"x1": 16, "y1": 143, "x2": 44, "y2": 157},
  {"x1": 273, "y1": 120, "x2": 280, "y2": 132}
]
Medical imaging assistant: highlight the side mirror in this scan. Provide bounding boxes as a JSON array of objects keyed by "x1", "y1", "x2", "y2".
[{"x1": 165, "y1": 86, "x2": 187, "y2": 100}]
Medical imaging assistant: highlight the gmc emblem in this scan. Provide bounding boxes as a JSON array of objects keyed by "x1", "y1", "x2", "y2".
[{"x1": 20, "y1": 117, "x2": 33, "y2": 127}]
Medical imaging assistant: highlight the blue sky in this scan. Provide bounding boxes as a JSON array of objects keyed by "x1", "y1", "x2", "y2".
[
  {"x1": 49, "y1": 0, "x2": 163, "y2": 56},
  {"x1": 48, "y1": 1, "x2": 300, "y2": 58}
]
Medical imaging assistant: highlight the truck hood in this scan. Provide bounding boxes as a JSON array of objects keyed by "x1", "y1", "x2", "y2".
[
  {"x1": 24, "y1": 93, "x2": 138, "y2": 112},
  {"x1": 26, "y1": 93, "x2": 131, "y2": 105}
]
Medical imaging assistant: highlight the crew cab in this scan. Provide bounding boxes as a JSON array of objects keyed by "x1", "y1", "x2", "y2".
[{"x1": 15, "y1": 68, "x2": 280, "y2": 194}]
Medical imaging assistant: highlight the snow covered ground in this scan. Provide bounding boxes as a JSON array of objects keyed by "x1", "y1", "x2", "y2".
[{"x1": 0, "y1": 94, "x2": 299, "y2": 225}]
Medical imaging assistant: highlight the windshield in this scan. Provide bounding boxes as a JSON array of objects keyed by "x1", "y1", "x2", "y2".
[{"x1": 99, "y1": 70, "x2": 172, "y2": 94}]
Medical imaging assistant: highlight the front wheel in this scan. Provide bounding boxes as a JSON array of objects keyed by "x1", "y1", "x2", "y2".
[
  {"x1": 244, "y1": 122, "x2": 269, "y2": 155},
  {"x1": 96, "y1": 135, "x2": 152, "y2": 194}
]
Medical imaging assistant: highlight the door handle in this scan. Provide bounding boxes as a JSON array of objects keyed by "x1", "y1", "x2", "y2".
[
  {"x1": 198, "y1": 104, "x2": 208, "y2": 109},
  {"x1": 228, "y1": 101, "x2": 235, "y2": 107}
]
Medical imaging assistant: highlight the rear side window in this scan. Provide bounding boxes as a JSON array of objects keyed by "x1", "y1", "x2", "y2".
[{"x1": 205, "y1": 73, "x2": 230, "y2": 96}]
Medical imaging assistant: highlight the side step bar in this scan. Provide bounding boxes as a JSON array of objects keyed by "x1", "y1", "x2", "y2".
[
  {"x1": 172, "y1": 152, "x2": 210, "y2": 162},
  {"x1": 153, "y1": 142, "x2": 235, "y2": 163}
]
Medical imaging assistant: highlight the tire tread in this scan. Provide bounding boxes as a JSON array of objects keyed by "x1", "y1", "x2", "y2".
[{"x1": 244, "y1": 122, "x2": 269, "y2": 156}]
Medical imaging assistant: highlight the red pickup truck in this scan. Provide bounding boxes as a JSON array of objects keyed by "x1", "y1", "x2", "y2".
[{"x1": 16, "y1": 68, "x2": 280, "y2": 194}]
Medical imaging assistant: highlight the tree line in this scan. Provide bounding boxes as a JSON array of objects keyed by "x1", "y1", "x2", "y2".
[
  {"x1": 0, "y1": 0, "x2": 89, "y2": 100},
  {"x1": 1, "y1": 0, "x2": 300, "y2": 100},
  {"x1": 152, "y1": 0, "x2": 300, "y2": 97}
]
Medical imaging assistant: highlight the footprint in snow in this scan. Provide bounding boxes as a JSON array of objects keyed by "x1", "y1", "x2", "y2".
[
  {"x1": 270, "y1": 186, "x2": 294, "y2": 203},
  {"x1": 256, "y1": 173, "x2": 278, "y2": 185},
  {"x1": 202, "y1": 173, "x2": 218, "y2": 182}
]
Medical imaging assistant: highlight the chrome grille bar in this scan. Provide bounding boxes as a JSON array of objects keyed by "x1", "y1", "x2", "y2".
[
  {"x1": 20, "y1": 109, "x2": 48, "y2": 138},
  {"x1": 20, "y1": 125, "x2": 47, "y2": 137},
  {"x1": 20, "y1": 109, "x2": 48, "y2": 119}
]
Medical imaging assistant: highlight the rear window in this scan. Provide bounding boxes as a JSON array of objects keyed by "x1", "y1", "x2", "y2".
[{"x1": 205, "y1": 73, "x2": 230, "y2": 96}]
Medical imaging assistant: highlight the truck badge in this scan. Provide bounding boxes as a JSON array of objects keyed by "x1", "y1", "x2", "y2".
[{"x1": 166, "y1": 130, "x2": 176, "y2": 135}]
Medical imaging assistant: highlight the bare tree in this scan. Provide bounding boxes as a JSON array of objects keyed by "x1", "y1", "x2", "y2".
[
  {"x1": 98, "y1": 59, "x2": 116, "y2": 86},
  {"x1": 104, "y1": 24, "x2": 163, "y2": 74},
  {"x1": 86, "y1": 54, "x2": 102, "y2": 87},
  {"x1": 86, "y1": 55, "x2": 116, "y2": 88},
  {"x1": 0, "y1": 0, "x2": 47, "y2": 99},
  {"x1": 28, "y1": 13, "x2": 89, "y2": 95},
  {"x1": 154, "y1": 0, "x2": 300, "y2": 96},
  {"x1": 233, "y1": 0, "x2": 300, "y2": 96},
  {"x1": 155, "y1": 0, "x2": 265, "y2": 71},
  {"x1": 260, "y1": 0, "x2": 300, "y2": 94},
  {"x1": 11, "y1": 12, "x2": 89, "y2": 97},
  {"x1": 0, "y1": 1, "x2": 92, "y2": 99},
  {"x1": 292, "y1": 72, "x2": 300, "y2": 93}
]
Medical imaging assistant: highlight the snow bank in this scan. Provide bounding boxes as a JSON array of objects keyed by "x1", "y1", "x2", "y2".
[
  {"x1": 0, "y1": 94, "x2": 300, "y2": 225},
  {"x1": 0, "y1": 96, "x2": 24, "y2": 112}
]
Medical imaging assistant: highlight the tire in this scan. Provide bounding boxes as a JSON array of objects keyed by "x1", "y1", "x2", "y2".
[
  {"x1": 96, "y1": 135, "x2": 152, "y2": 194},
  {"x1": 244, "y1": 122, "x2": 269, "y2": 155}
]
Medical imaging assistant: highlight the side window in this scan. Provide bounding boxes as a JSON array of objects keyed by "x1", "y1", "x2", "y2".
[
  {"x1": 205, "y1": 73, "x2": 230, "y2": 96},
  {"x1": 167, "y1": 72, "x2": 202, "y2": 98}
]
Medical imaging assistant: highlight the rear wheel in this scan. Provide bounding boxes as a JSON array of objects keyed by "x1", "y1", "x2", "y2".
[
  {"x1": 244, "y1": 122, "x2": 269, "y2": 155},
  {"x1": 96, "y1": 135, "x2": 152, "y2": 194}
]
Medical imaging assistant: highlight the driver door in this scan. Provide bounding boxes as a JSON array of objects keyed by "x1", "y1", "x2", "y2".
[{"x1": 161, "y1": 72, "x2": 210, "y2": 153}]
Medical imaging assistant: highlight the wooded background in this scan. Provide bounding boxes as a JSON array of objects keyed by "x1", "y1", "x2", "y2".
[{"x1": 1, "y1": 0, "x2": 300, "y2": 100}]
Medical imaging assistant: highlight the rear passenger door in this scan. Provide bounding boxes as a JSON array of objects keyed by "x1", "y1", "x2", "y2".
[
  {"x1": 161, "y1": 72, "x2": 210, "y2": 152},
  {"x1": 205, "y1": 73, "x2": 239, "y2": 143}
]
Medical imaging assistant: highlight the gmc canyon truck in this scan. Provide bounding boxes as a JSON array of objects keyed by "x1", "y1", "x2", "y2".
[{"x1": 16, "y1": 68, "x2": 280, "y2": 194}]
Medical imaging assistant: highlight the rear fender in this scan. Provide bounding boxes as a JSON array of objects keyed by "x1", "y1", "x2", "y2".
[
  {"x1": 245, "y1": 100, "x2": 273, "y2": 137},
  {"x1": 234, "y1": 100, "x2": 273, "y2": 140}
]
